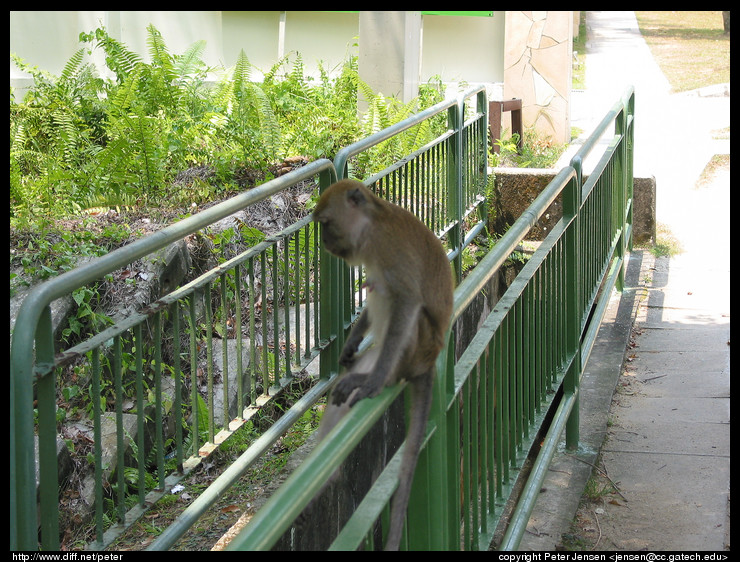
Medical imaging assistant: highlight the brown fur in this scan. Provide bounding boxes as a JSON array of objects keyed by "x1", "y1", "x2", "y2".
[{"x1": 313, "y1": 179, "x2": 453, "y2": 549}]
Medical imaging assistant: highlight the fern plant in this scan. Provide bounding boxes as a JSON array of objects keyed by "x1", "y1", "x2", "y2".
[
  {"x1": 11, "y1": 23, "x2": 450, "y2": 226},
  {"x1": 10, "y1": 50, "x2": 102, "y2": 220},
  {"x1": 217, "y1": 49, "x2": 282, "y2": 167}
]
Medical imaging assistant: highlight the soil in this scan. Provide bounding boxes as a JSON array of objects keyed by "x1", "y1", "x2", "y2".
[{"x1": 106, "y1": 374, "x2": 321, "y2": 552}]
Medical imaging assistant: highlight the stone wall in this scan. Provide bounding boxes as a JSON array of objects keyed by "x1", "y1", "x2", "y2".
[
  {"x1": 503, "y1": 12, "x2": 573, "y2": 144},
  {"x1": 492, "y1": 167, "x2": 657, "y2": 245}
]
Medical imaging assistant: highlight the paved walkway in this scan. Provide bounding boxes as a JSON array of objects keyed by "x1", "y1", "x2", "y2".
[{"x1": 520, "y1": 11, "x2": 730, "y2": 551}]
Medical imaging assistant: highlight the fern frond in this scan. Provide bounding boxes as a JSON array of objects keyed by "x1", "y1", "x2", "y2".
[
  {"x1": 174, "y1": 40, "x2": 207, "y2": 79},
  {"x1": 249, "y1": 84, "x2": 282, "y2": 160},
  {"x1": 108, "y1": 64, "x2": 143, "y2": 114},
  {"x1": 146, "y1": 24, "x2": 174, "y2": 79},
  {"x1": 52, "y1": 109, "x2": 79, "y2": 163},
  {"x1": 59, "y1": 49, "x2": 85, "y2": 85},
  {"x1": 80, "y1": 28, "x2": 141, "y2": 82},
  {"x1": 232, "y1": 50, "x2": 252, "y2": 92}
]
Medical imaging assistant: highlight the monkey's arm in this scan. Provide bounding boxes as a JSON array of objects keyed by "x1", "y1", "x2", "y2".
[
  {"x1": 331, "y1": 301, "x2": 421, "y2": 406},
  {"x1": 339, "y1": 308, "x2": 370, "y2": 367}
]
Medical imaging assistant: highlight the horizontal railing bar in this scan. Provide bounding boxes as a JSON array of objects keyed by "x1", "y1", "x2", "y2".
[
  {"x1": 56, "y1": 213, "x2": 318, "y2": 366},
  {"x1": 147, "y1": 375, "x2": 336, "y2": 550},
  {"x1": 452, "y1": 166, "x2": 576, "y2": 323},
  {"x1": 447, "y1": 218, "x2": 488, "y2": 262},
  {"x1": 329, "y1": 414, "x2": 438, "y2": 551},
  {"x1": 451, "y1": 217, "x2": 570, "y2": 403},
  {"x1": 224, "y1": 383, "x2": 404, "y2": 551},
  {"x1": 11, "y1": 159, "x2": 336, "y2": 372},
  {"x1": 498, "y1": 389, "x2": 578, "y2": 550},
  {"x1": 570, "y1": 99, "x2": 626, "y2": 172},
  {"x1": 364, "y1": 130, "x2": 457, "y2": 188},
  {"x1": 581, "y1": 134, "x2": 623, "y2": 200},
  {"x1": 334, "y1": 86, "x2": 486, "y2": 178}
]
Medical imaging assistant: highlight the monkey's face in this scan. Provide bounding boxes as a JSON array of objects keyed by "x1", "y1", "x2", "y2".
[
  {"x1": 315, "y1": 213, "x2": 352, "y2": 260},
  {"x1": 313, "y1": 180, "x2": 372, "y2": 265}
]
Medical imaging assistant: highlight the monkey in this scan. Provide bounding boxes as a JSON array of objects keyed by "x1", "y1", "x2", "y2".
[{"x1": 312, "y1": 179, "x2": 453, "y2": 550}]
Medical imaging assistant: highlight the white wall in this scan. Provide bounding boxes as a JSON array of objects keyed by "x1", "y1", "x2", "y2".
[
  {"x1": 422, "y1": 12, "x2": 505, "y2": 85},
  {"x1": 10, "y1": 11, "x2": 504, "y2": 91},
  {"x1": 11, "y1": 11, "x2": 576, "y2": 141}
]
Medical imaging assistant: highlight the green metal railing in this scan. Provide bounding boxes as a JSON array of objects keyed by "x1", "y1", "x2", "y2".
[
  {"x1": 10, "y1": 84, "x2": 633, "y2": 551},
  {"x1": 226, "y1": 86, "x2": 634, "y2": 550},
  {"x1": 10, "y1": 158, "x2": 337, "y2": 551},
  {"x1": 10, "y1": 86, "x2": 489, "y2": 551}
]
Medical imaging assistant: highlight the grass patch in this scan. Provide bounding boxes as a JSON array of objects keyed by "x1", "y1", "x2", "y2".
[
  {"x1": 696, "y1": 154, "x2": 730, "y2": 188},
  {"x1": 642, "y1": 223, "x2": 684, "y2": 258},
  {"x1": 572, "y1": 11, "x2": 588, "y2": 89},
  {"x1": 635, "y1": 11, "x2": 730, "y2": 92}
]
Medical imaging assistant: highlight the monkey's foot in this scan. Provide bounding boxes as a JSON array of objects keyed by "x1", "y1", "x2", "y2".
[{"x1": 331, "y1": 373, "x2": 378, "y2": 406}]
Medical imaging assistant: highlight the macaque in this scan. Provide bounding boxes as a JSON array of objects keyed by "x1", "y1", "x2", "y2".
[{"x1": 313, "y1": 179, "x2": 453, "y2": 550}]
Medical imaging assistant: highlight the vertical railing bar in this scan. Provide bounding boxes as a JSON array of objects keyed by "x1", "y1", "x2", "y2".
[
  {"x1": 303, "y1": 224, "x2": 310, "y2": 357},
  {"x1": 486, "y1": 336, "x2": 496, "y2": 511},
  {"x1": 271, "y1": 244, "x2": 280, "y2": 388},
  {"x1": 188, "y1": 295, "x2": 199, "y2": 453},
  {"x1": 234, "y1": 264, "x2": 244, "y2": 414},
  {"x1": 275, "y1": 234, "x2": 291, "y2": 374},
  {"x1": 517, "y1": 299, "x2": 527, "y2": 441},
  {"x1": 479, "y1": 353, "x2": 489, "y2": 540},
  {"x1": 260, "y1": 252, "x2": 269, "y2": 392},
  {"x1": 135, "y1": 324, "x2": 146, "y2": 505},
  {"x1": 205, "y1": 282, "x2": 215, "y2": 441},
  {"x1": 154, "y1": 312, "x2": 165, "y2": 489},
  {"x1": 494, "y1": 328, "x2": 504, "y2": 496},
  {"x1": 221, "y1": 273, "x2": 230, "y2": 427},
  {"x1": 113, "y1": 334, "x2": 126, "y2": 522},
  {"x1": 472, "y1": 363, "x2": 480, "y2": 548},
  {"x1": 293, "y1": 233, "x2": 301, "y2": 364},
  {"x1": 462, "y1": 376, "x2": 471, "y2": 550},
  {"x1": 172, "y1": 302, "x2": 184, "y2": 469},
  {"x1": 248, "y1": 256, "x2": 257, "y2": 405},
  {"x1": 508, "y1": 308, "x2": 517, "y2": 452},
  {"x1": 91, "y1": 346, "x2": 104, "y2": 545}
]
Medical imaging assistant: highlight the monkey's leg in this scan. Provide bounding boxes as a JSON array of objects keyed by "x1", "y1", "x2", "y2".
[
  {"x1": 339, "y1": 308, "x2": 370, "y2": 367},
  {"x1": 384, "y1": 370, "x2": 434, "y2": 551},
  {"x1": 333, "y1": 303, "x2": 421, "y2": 406}
]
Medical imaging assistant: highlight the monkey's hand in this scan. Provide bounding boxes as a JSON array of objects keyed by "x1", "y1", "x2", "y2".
[
  {"x1": 339, "y1": 344, "x2": 358, "y2": 368},
  {"x1": 330, "y1": 372, "x2": 381, "y2": 407},
  {"x1": 339, "y1": 327, "x2": 366, "y2": 367}
]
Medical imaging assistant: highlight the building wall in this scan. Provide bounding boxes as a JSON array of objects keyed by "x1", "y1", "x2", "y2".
[
  {"x1": 11, "y1": 11, "x2": 572, "y2": 142},
  {"x1": 10, "y1": 11, "x2": 501, "y2": 86},
  {"x1": 504, "y1": 11, "x2": 573, "y2": 144}
]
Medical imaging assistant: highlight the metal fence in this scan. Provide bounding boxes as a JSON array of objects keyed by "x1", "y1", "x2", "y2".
[
  {"x1": 10, "y1": 85, "x2": 633, "y2": 551},
  {"x1": 10, "y1": 86, "x2": 489, "y2": 551},
  {"x1": 225, "y1": 86, "x2": 634, "y2": 550}
]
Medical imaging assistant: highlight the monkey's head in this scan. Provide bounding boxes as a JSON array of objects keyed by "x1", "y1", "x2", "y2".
[{"x1": 312, "y1": 179, "x2": 375, "y2": 265}]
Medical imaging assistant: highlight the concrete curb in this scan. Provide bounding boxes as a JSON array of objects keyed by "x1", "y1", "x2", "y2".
[{"x1": 518, "y1": 249, "x2": 651, "y2": 550}]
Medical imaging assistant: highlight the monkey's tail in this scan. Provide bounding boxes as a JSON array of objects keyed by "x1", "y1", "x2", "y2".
[{"x1": 384, "y1": 371, "x2": 434, "y2": 551}]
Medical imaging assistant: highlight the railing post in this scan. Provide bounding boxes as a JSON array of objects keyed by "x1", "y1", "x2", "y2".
[
  {"x1": 615, "y1": 87, "x2": 635, "y2": 291},
  {"x1": 447, "y1": 97, "x2": 464, "y2": 285},
  {"x1": 562, "y1": 171, "x2": 582, "y2": 450},
  {"x1": 317, "y1": 168, "x2": 342, "y2": 380}
]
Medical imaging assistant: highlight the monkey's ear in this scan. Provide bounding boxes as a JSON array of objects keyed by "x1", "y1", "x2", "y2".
[{"x1": 346, "y1": 186, "x2": 368, "y2": 207}]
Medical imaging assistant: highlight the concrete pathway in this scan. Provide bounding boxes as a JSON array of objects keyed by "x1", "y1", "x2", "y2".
[{"x1": 519, "y1": 11, "x2": 730, "y2": 551}]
